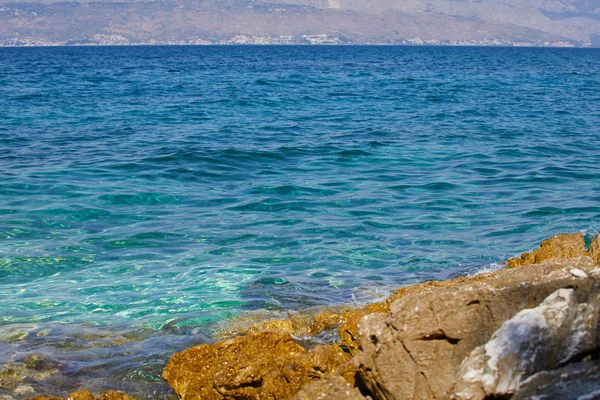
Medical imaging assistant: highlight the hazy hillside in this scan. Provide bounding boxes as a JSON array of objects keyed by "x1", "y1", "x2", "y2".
[{"x1": 1, "y1": 0, "x2": 599, "y2": 46}]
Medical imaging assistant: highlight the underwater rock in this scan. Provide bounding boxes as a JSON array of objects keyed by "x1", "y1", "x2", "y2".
[
  {"x1": 22, "y1": 355, "x2": 62, "y2": 375},
  {"x1": 27, "y1": 391, "x2": 134, "y2": 400},
  {"x1": 0, "y1": 368, "x2": 24, "y2": 392},
  {"x1": 0, "y1": 354, "x2": 66, "y2": 398},
  {"x1": 162, "y1": 332, "x2": 350, "y2": 400},
  {"x1": 507, "y1": 232, "x2": 587, "y2": 268},
  {"x1": 354, "y1": 256, "x2": 599, "y2": 400}
]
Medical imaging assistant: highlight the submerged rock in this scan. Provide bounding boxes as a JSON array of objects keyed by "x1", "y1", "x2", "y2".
[
  {"x1": 22, "y1": 355, "x2": 62, "y2": 375},
  {"x1": 162, "y1": 332, "x2": 351, "y2": 400},
  {"x1": 27, "y1": 391, "x2": 134, "y2": 400},
  {"x1": 0, "y1": 353, "x2": 67, "y2": 399}
]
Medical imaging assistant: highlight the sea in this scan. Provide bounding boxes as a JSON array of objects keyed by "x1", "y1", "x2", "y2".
[{"x1": 0, "y1": 45, "x2": 599, "y2": 398}]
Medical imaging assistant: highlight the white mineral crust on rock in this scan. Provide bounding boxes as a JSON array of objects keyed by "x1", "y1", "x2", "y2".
[
  {"x1": 454, "y1": 288, "x2": 597, "y2": 399},
  {"x1": 570, "y1": 268, "x2": 589, "y2": 278}
]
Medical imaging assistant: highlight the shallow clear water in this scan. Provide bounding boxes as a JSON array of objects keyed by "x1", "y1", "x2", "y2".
[{"x1": 1, "y1": 45, "x2": 599, "y2": 397}]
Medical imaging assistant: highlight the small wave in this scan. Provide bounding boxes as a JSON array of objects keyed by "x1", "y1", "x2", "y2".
[
  {"x1": 468, "y1": 262, "x2": 506, "y2": 276},
  {"x1": 363, "y1": 220, "x2": 397, "y2": 229},
  {"x1": 0, "y1": 255, "x2": 94, "y2": 281},
  {"x1": 582, "y1": 227, "x2": 600, "y2": 247},
  {"x1": 220, "y1": 148, "x2": 286, "y2": 162},
  {"x1": 250, "y1": 185, "x2": 337, "y2": 197},
  {"x1": 337, "y1": 149, "x2": 372, "y2": 157},
  {"x1": 422, "y1": 182, "x2": 459, "y2": 191},
  {"x1": 96, "y1": 192, "x2": 182, "y2": 206},
  {"x1": 255, "y1": 78, "x2": 273, "y2": 85},
  {"x1": 228, "y1": 200, "x2": 312, "y2": 213}
]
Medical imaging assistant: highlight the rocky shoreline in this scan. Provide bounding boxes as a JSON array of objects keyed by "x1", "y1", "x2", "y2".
[{"x1": 26, "y1": 232, "x2": 600, "y2": 399}]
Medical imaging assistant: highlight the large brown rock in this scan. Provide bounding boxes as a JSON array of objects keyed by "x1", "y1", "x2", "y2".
[
  {"x1": 507, "y1": 232, "x2": 587, "y2": 268},
  {"x1": 162, "y1": 332, "x2": 351, "y2": 400},
  {"x1": 337, "y1": 281, "x2": 483, "y2": 356},
  {"x1": 354, "y1": 256, "x2": 600, "y2": 400}
]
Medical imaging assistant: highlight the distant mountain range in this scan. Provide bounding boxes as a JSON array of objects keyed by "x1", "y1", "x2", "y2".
[{"x1": 1, "y1": 0, "x2": 599, "y2": 46}]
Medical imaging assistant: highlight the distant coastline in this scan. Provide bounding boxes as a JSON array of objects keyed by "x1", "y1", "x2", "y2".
[
  {"x1": 4, "y1": 0, "x2": 599, "y2": 49},
  {"x1": 0, "y1": 37, "x2": 582, "y2": 48}
]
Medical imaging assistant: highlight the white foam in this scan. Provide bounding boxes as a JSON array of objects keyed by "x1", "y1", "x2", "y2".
[{"x1": 469, "y1": 262, "x2": 505, "y2": 276}]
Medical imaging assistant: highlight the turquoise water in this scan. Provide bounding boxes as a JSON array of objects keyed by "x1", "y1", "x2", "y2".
[{"x1": 1, "y1": 45, "x2": 600, "y2": 396}]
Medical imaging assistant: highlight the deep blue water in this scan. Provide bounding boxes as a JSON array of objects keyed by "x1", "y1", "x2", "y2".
[{"x1": 0, "y1": 45, "x2": 599, "y2": 397}]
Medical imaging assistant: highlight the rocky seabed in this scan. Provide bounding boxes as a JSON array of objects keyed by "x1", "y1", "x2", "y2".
[{"x1": 25, "y1": 233, "x2": 600, "y2": 399}]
